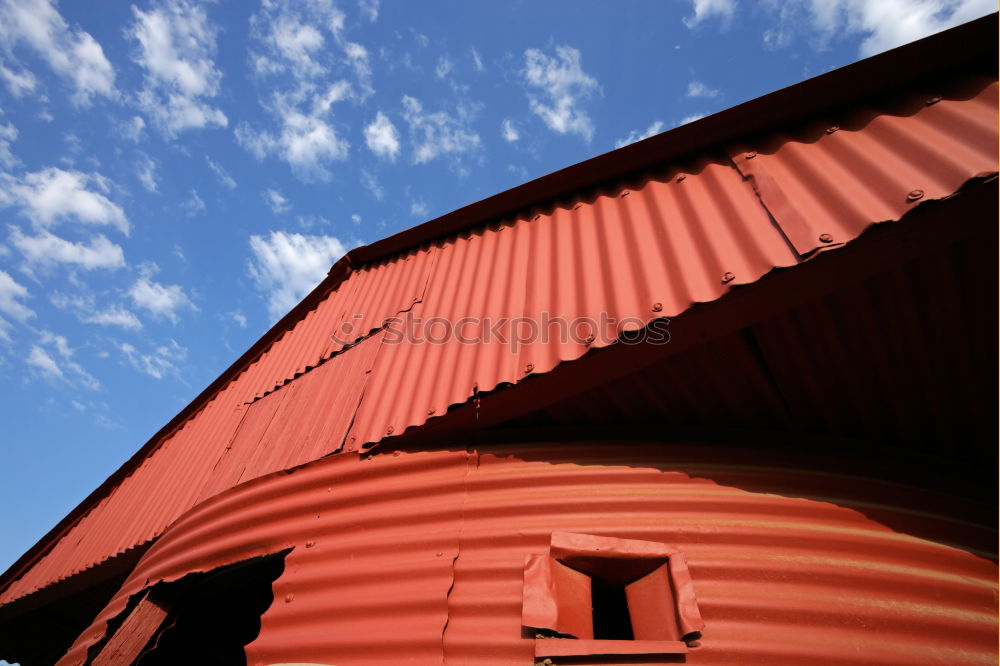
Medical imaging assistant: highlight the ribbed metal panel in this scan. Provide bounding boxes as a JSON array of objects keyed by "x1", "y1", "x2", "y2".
[
  {"x1": 2, "y1": 73, "x2": 994, "y2": 608},
  {"x1": 56, "y1": 444, "x2": 996, "y2": 665}
]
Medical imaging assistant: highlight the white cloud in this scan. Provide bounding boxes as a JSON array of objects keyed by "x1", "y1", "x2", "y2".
[
  {"x1": 0, "y1": 62, "x2": 36, "y2": 97},
  {"x1": 10, "y1": 228, "x2": 125, "y2": 270},
  {"x1": 129, "y1": 276, "x2": 194, "y2": 323},
  {"x1": 0, "y1": 0, "x2": 115, "y2": 105},
  {"x1": 410, "y1": 200, "x2": 428, "y2": 217},
  {"x1": 28, "y1": 330, "x2": 100, "y2": 390},
  {"x1": 182, "y1": 189, "x2": 205, "y2": 216},
  {"x1": 803, "y1": 0, "x2": 993, "y2": 56},
  {"x1": 264, "y1": 188, "x2": 291, "y2": 214},
  {"x1": 470, "y1": 48, "x2": 484, "y2": 72},
  {"x1": 522, "y1": 46, "x2": 600, "y2": 141},
  {"x1": 360, "y1": 169, "x2": 383, "y2": 199},
  {"x1": 401, "y1": 94, "x2": 480, "y2": 164},
  {"x1": 0, "y1": 268, "x2": 33, "y2": 327},
  {"x1": 84, "y1": 306, "x2": 142, "y2": 330},
  {"x1": 122, "y1": 115, "x2": 146, "y2": 142},
  {"x1": 119, "y1": 339, "x2": 186, "y2": 379},
  {"x1": 229, "y1": 311, "x2": 247, "y2": 327},
  {"x1": 242, "y1": 1, "x2": 370, "y2": 180},
  {"x1": 364, "y1": 111, "x2": 400, "y2": 160},
  {"x1": 236, "y1": 88, "x2": 351, "y2": 181},
  {"x1": 615, "y1": 120, "x2": 665, "y2": 148},
  {"x1": 248, "y1": 230, "x2": 348, "y2": 319},
  {"x1": 686, "y1": 80, "x2": 719, "y2": 98},
  {"x1": 358, "y1": 0, "x2": 379, "y2": 22},
  {"x1": 50, "y1": 292, "x2": 142, "y2": 330},
  {"x1": 679, "y1": 113, "x2": 705, "y2": 125},
  {"x1": 136, "y1": 153, "x2": 158, "y2": 193},
  {"x1": 0, "y1": 120, "x2": 17, "y2": 167},
  {"x1": 127, "y1": 0, "x2": 227, "y2": 136},
  {"x1": 501, "y1": 118, "x2": 519, "y2": 142},
  {"x1": 0, "y1": 167, "x2": 129, "y2": 234},
  {"x1": 27, "y1": 345, "x2": 61, "y2": 378},
  {"x1": 435, "y1": 56, "x2": 454, "y2": 79},
  {"x1": 683, "y1": 0, "x2": 736, "y2": 27},
  {"x1": 206, "y1": 156, "x2": 236, "y2": 188}
]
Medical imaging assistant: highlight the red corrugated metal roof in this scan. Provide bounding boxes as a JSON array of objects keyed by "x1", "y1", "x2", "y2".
[
  {"x1": 1, "y1": 17, "x2": 996, "y2": 609},
  {"x1": 55, "y1": 444, "x2": 998, "y2": 665}
]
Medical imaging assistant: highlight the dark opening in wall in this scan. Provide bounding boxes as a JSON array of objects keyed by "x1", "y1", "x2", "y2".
[
  {"x1": 87, "y1": 550, "x2": 288, "y2": 666},
  {"x1": 136, "y1": 551, "x2": 286, "y2": 665},
  {"x1": 591, "y1": 576, "x2": 633, "y2": 640}
]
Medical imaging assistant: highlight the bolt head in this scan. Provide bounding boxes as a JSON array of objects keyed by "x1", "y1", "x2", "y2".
[
  {"x1": 722, "y1": 272, "x2": 736, "y2": 283},
  {"x1": 907, "y1": 189, "x2": 925, "y2": 202},
  {"x1": 745, "y1": 151, "x2": 757, "y2": 159},
  {"x1": 825, "y1": 126, "x2": 840, "y2": 134},
  {"x1": 651, "y1": 302, "x2": 663, "y2": 312},
  {"x1": 675, "y1": 174, "x2": 686, "y2": 182},
  {"x1": 427, "y1": 407, "x2": 435, "y2": 415},
  {"x1": 585, "y1": 333, "x2": 595, "y2": 344},
  {"x1": 819, "y1": 233, "x2": 834, "y2": 243},
  {"x1": 305, "y1": 540, "x2": 316, "y2": 548},
  {"x1": 524, "y1": 363, "x2": 534, "y2": 373},
  {"x1": 386, "y1": 426, "x2": 394, "y2": 435},
  {"x1": 284, "y1": 594, "x2": 294, "y2": 603},
  {"x1": 926, "y1": 95, "x2": 943, "y2": 105}
]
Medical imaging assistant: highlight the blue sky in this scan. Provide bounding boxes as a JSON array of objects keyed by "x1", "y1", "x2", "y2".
[{"x1": 0, "y1": 0, "x2": 991, "y2": 575}]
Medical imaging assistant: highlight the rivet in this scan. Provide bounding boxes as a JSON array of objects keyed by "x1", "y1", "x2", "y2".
[
  {"x1": 349, "y1": 436, "x2": 356, "y2": 444},
  {"x1": 573, "y1": 203, "x2": 582, "y2": 210},
  {"x1": 533, "y1": 214, "x2": 541, "y2": 221},
  {"x1": 687, "y1": 640, "x2": 702, "y2": 648},
  {"x1": 651, "y1": 302, "x2": 663, "y2": 312},
  {"x1": 305, "y1": 540, "x2": 315, "y2": 548},
  {"x1": 285, "y1": 593, "x2": 294, "y2": 603},
  {"x1": 825, "y1": 125, "x2": 839, "y2": 134},
  {"x1": 585, "y1": 333, "x2": 595, "y2": 344},
  {"x1": 524, "y1": 363, "x2": 534, "y2": 373},
  {"x1": 907, "y1": 189, "x2": 924, "y2": 202},
  {"x1": 926, "y1": 95, "x2": 943, "y2": 105},
  {"x1": 393, "y1": 450, "x2": 400, "y2": 457},
  {"x1": 620, "y1": 190, "x2": 630, "y2": 197},
  {"x1": 427, "y1": 407, "x2": 435, "y2": 415},
  {"x1": 386, "y1": 426, "x2": 394, "y2": 435},
  {"x1": 722, "y1": 272, "x2": 736, "y2": 283},
  {"x1": 745, "y1": 151, "x2": 756, "y2": 159},
  {"x1": 675, "y1": 174, "x2": 686, "y2": 183},
  {"x1": 436, "y1": 551, "x2": 443, "y2": 557},
  {"x1": 819, "y1": 233, "x2": 834, "y2": 243}
]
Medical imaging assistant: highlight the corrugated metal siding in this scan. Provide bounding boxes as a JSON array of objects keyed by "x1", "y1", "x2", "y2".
[
  {"x1": 57, "y1": 445, "x2": 997, "y2": 665},
  {"x1": 2, "y1": 75, "x2": 995, "y2": 607}
]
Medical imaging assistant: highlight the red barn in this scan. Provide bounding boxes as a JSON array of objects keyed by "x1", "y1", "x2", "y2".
[{"x1": 1, "y1": 15, "x2": 997, "y2": 666}]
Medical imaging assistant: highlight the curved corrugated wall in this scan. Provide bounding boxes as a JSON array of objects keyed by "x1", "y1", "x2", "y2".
[{"x1": 59, "y1": 442, "x2": 997, "y2": 665}]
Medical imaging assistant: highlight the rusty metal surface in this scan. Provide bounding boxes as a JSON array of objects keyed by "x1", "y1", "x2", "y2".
[
  {"x1": 56, "y1": 444, "x2": 997, "y2": 665},
  {"x1": 1, "y1": 67, "x2": 996, "y2": 608}
]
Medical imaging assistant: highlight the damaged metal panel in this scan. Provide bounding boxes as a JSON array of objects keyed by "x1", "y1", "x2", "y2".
[
  {"x1": 729, "y1": 77, "x2": 997, "y2": 256},
  {"x1": 236, "y1": 244, "x2": 436, "y2": 402},
  {"x1": 57, "y1": 450, "x2": 471, "y2": 666}
]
